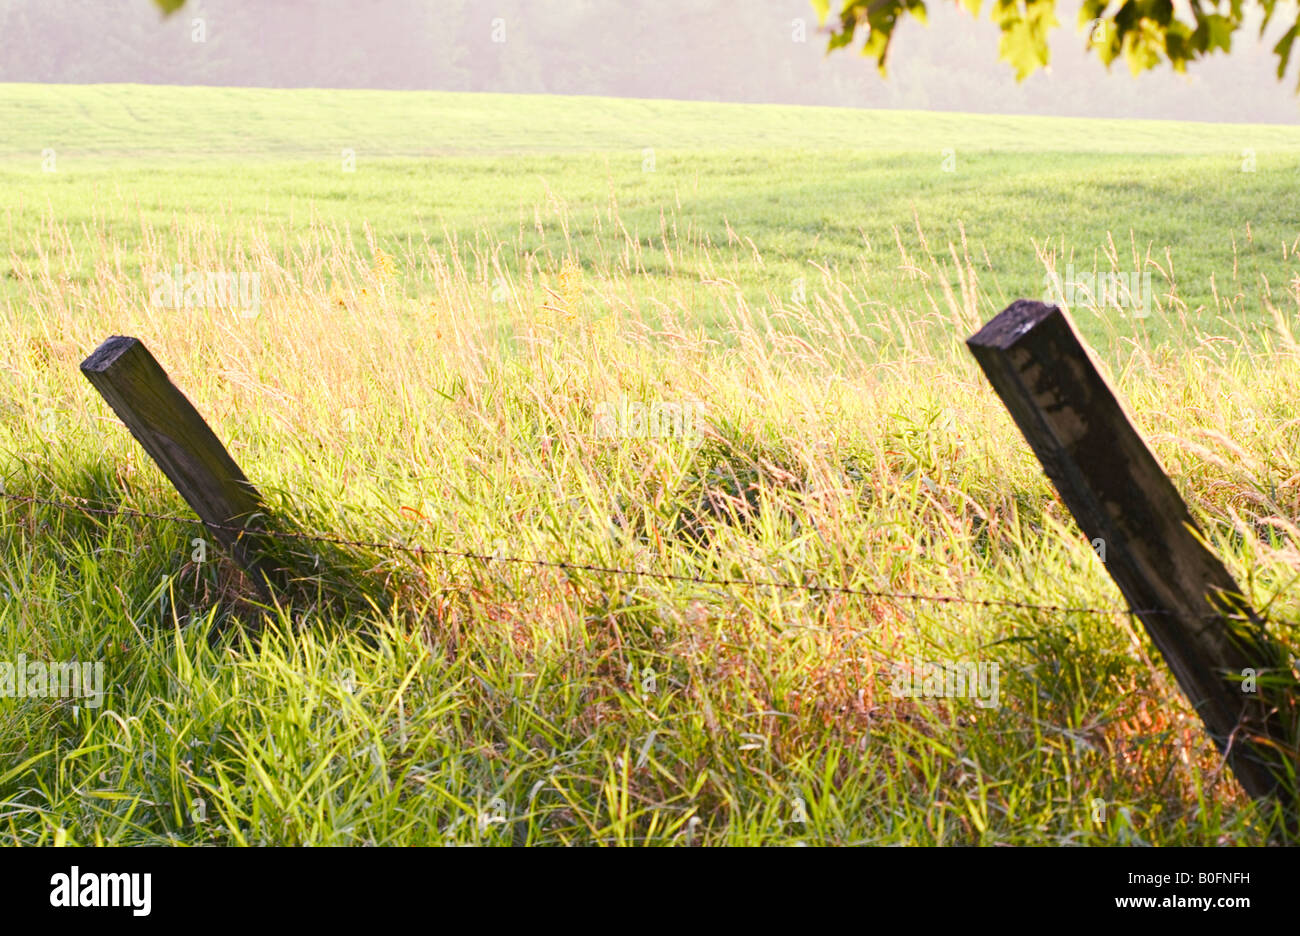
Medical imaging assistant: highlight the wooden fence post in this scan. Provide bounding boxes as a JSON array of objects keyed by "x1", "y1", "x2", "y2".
[
  {"x1": 968, "y1": 299, "x2": 1296, "y2": 805},
  {"x1": 81, "y1": 336, "x2": 277, "y2": 601}
]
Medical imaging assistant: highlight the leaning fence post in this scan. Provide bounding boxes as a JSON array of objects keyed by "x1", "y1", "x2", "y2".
[
  {"x1": 81, "y1": 336, "x2": 277, "y2": 601},
  {"x1": 967, "y1": 299, "x2": 1296, "y2": 806}
]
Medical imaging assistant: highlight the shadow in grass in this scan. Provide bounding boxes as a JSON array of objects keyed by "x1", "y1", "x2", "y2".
[
  {"x1": 1, "y1": 462, "x2": 397, "y2": 644},
  {"x1": 633, "y1": 423, "x2": 807, "y2": 550}
]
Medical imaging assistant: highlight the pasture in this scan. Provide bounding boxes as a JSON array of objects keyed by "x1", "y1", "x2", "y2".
[{"x1": 2, "y1": 83, "x2": 1299, "y2": 844}]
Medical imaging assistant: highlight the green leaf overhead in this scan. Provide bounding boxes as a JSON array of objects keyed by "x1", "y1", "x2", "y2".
[{"x1": 813, "y1": 0, "x2": 1300, "y2": 88}]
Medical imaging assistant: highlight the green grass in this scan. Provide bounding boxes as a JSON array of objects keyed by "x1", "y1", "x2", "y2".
[
  {"x1": 3, "y1": 83, "x2": 1299, "y2": 343},
  {"x1": 9, "y1": 83, "x2": 1300, "y2": 158},
  {"x1": 2, "y1": 84, "x2": 1300, "y2": 845}
]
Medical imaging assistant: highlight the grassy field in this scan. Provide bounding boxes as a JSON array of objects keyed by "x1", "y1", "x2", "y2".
[
  {"x1": 4, "y1": 84, "x2": 1300, "y2": 341},
  {"x1": 2, "y1": 84, "x2": 1300, "y2": 845}
]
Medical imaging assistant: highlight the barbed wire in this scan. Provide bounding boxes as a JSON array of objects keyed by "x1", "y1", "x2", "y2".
[{"x1": 0, "y1": 488, "x2": 1198, "y2": 620}]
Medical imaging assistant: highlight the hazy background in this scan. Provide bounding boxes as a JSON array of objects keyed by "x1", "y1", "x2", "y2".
[{"x1": 1, "y1": 0, "x2": 1297, "y2": 122}]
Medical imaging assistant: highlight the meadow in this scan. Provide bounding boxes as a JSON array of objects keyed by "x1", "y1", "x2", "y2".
[{"x1": 2, "y1": 83, "x2": 1300, "y2": 844}]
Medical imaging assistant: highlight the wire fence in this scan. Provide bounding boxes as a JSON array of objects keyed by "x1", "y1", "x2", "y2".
[{"x1": 0, "y1": 488, "x2": 1195, "y2": 621}]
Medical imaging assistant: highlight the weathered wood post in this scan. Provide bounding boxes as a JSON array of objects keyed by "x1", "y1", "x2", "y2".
[
  {"x1": 968, "y1": 299, "x2": 1296, "y2": 806},
  {"x1": 81, "y1": 336, "x2": 277, "y2": 601}
]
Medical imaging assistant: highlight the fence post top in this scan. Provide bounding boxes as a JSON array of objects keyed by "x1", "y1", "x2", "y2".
[
  {"x1": 81, "y1": 335, "x2": 145, "y2": 373},
  {"x1": 966, "y1": 300, "x2": 1063, "y2": 350}
]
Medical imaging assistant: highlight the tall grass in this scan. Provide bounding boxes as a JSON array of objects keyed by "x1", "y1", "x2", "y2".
[{"x1": 1, "y1": 200, "x2": 1298, "y2": 845}]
